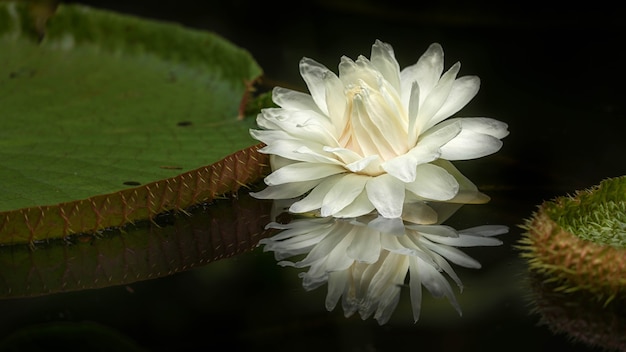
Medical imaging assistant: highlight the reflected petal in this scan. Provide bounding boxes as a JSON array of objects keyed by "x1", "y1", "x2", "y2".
[
  {"x1": 416, "y1": 256, "x2": 462, "y2": 315},
  {"x1": 261, "y1": 209, "x2": 508, "y2": 324}
]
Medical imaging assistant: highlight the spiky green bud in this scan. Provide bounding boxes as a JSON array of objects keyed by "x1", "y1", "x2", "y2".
[{"x1": 519, "y1": 176, "x2": 626, "y2": 304}]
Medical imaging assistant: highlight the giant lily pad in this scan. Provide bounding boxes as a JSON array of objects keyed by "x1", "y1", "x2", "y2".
[{"x1": 0, "y1": 2, "x2": 270, "y2": 244}]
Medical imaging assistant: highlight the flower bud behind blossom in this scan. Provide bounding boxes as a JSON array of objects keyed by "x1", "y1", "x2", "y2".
[
  {"x1": 250, "y1": 40, "x2": 509, "y2": 221},
  {"x1": 260, "y1": 214, "x2": 508, "y2": 324}
]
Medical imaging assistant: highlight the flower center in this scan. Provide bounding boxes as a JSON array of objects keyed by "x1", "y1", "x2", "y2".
[
  {"x1": 338, "y1": 83, "x2": 410, "y2": 163},
  {"x1": 338, "y1": 87, "x2": 362, "y2": 154}
]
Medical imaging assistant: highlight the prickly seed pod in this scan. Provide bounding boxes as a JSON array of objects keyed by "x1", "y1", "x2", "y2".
[{"x1": 518, "y1": 176, "x2": 626, "y2": 304}]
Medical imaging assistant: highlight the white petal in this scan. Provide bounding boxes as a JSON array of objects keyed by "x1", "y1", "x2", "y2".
[
  {"x1": 344, "y1": 154, "x2": 383, "y2": 174},
  {"x1": 272, "y1": 110, "x2": 338, "y2": 145},
  {"x1": 439, "y1": 117, "x2": 508, "y2": 160},
  {"x1": 388, "y1": 118, "x2": 462, "y2": 183},
  {"x1": 250, "y1": 180, "x2": 320, "y2": 199},
  {"x1": 332, "y1": 190, "x2": 376, "y2": 218},
  {"x1": 300, "y1": 57, "x2": 332, "y2": 115},
  {"x1": 405, "y1": 163, "x2": 459, "y2": 201},
  {"x1": 257, "y1": 140, "x2": 335, "y2": 164},
  {"x1": 415, "y1": 119, "x2": 462, "y2": 150},
  {"x1": 339, "y1": 56, "x2": 380, "y2": 89},
  {"x1": 370, "y1": 40, "x2": 401, "y2": 93},
  {"x1": 323, "y1": 146, "x2": 363, "y2": 165},
  {"x1": 407, "y1": 81, "x2": 421, "y2": 141},
  {"x1": 271, "y1": 86, "x2": 321, "y2": 112},
  {"x1": 382, "y1": 144, "x2": 440, "y2": 183},
  {"x1": 254, "y1": 112, "x2": 338, "y2": 148},
  {"x1": 428, "y1": 75, "x2": 480, "y2": 126},
  {"x1": 268, "y1": 154, "x2": 296, "y2": 171},
  {"x1": 429, "y1": 159, "x2": 490, "y2": 206},
  {"x1": 446, "y1": 189, "x2": 491, "y2": 205},
  {"x1": 254, "y1": 108, "x2": 282, "y2": 130},
  {"x1": 401, "y1": 202, "x2": 438, "y2": 224},
  {"x1": 440, "y1": 130, "x2": 504, "y2": 160},
  {"x1": 249, "y1": 128, "x2": 292, "y2": 146},
  {"x1": 258, "y1": 107, "x2": 329, "y2": 130},
  {"x1": 358, "y1": 84, "x2": 408, "y2": 157},
  {"x1": 321, "y1": 174, "x2": 369, "y2": 216},
  {"x1": 418, "y1": 62, "x2": 461, "y2": 128},
  {"x1": 292, "y1": 145, "x2": 343, "y2": 164},
  {"x1": 265, "y1": 162, "x2": 345, "y2": 186},
  {"x1": 459, "y1": 117, "x2": 510, "y2": 139},
  {"x1": 323, "y1": 70, "x2": 348, "y2": 132},
  {"x1": 366, "y1": 174, "x2": 406, "y2": 218},
  {"x1": 289, "y1": 174, "x2": 343, "y2": 213},
  {"x1": 400, "y1": 43, "x2": 444, "y2": 104},
  {"x1": 350, "y1": 92, "x2": 398, "y2": 160}
]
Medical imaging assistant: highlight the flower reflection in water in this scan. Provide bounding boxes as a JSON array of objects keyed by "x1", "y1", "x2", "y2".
[{"x1": 260, "y1": 212, "x2": 507, "y2": 324}]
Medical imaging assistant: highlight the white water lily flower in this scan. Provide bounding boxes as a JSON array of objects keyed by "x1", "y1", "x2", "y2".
[
  {"x1": 251, "y1": 40, "x2": 508, "y2": 219},
  {"x1": 260, "y1": 215, "x2": 508, "y2": 325}
]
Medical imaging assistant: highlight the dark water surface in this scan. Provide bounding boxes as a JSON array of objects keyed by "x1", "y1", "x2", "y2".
[{"x1": 1, "y1": 1, "x2": 624, "y2": 351}]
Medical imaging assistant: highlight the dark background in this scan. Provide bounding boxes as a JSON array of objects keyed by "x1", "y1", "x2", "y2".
[{"x1": 1, "y1": 1, "x2": 625, "y2": 351}]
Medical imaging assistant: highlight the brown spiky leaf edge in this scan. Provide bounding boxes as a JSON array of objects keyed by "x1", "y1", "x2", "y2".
[
  {"x1": 0, "y1": 143, "x2": 270, "y2": 246},
  {"x1": 518, "y1": 176, "x2": 626, "y2": 305}
]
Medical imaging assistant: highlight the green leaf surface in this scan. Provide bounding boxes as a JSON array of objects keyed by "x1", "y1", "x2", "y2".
[{"x1": 0, "y1": 2, "x2": 262, "y2": 212}]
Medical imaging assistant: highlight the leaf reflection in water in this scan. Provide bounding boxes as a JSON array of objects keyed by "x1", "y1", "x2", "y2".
[
  {"x1": 0, "y1": 188, "x2": 273, "y2": 299},
  {"x1": 260, "y1": 205, "x2": 508, "y2": 325},
  {"x1": 527, "y1": 271, "x2": 626, "y2": 351}
]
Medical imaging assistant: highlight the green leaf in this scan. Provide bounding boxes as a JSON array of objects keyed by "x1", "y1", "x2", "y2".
[{"x1": 0, "y1": 3, "x2": 270, "y2": 243}]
